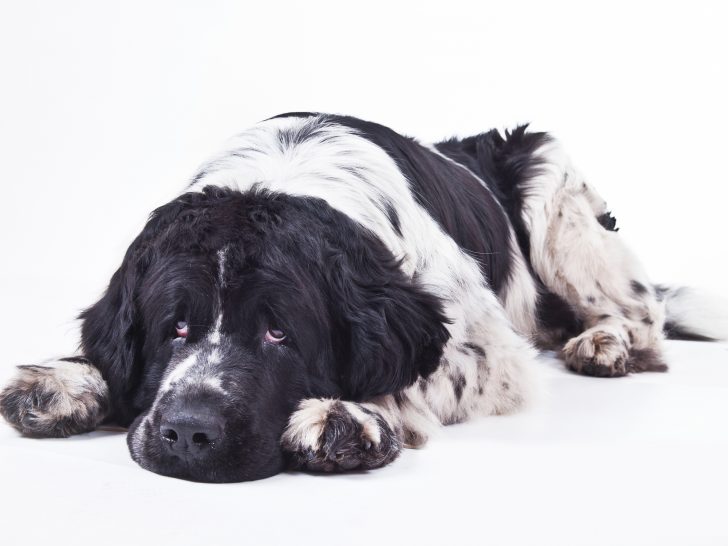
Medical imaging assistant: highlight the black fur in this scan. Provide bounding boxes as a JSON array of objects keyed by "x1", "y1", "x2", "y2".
[
  {"x1": 81, "y1": 187, "x2": 449, "y2": 481},
  {"x1": 58, "y1": 356, "x2": 91, "y2": 364},
  {"x1": 435, "y1": 125, "x2": 551, "y2": 263},
  {"x1": 664, "y1": 323, "x2": 714, "y2": 342},
  {"x1": 631, "y1": 280, "x2": 648, "y2": 295},
  {"x1": 627, "y1": 348, "x2": 668, "y2": 373},
  {"x1": 536, "y1": 292, "x2": 584, "y2": 349},
  {"x1": 597, "y1": 212, "x2": 619, "y2": 231},
  {"x1": 462, "y1": 342, "x2": 486, "y2": 357},
  {"x1": 325, "y1": 115, "x2": 517, "y2": 294}
]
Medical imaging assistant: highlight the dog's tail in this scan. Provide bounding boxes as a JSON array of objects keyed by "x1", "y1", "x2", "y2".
[{"x1": 658, "y1": 285, "x2": 728, "y2": 341}]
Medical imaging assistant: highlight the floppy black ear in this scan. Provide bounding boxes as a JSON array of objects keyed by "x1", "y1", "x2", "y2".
[
  {"x1": 327, "y1": 243, "x2": 451, "y2": 401},
  {"x1": 79, "y1": 195, "x2": 199, "y2": 424},
  {"x1": 79, "y1": 248, "x2": 144, "y2": 426}
]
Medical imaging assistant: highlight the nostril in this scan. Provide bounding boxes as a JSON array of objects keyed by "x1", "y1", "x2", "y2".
[
  {"x1": 192, "y1": 432, "x2": 211, "y2": 445},
  {"x1": 159, "y1": 411, "x2": 224, "y2": 457},
  {"x1": 161, "y1": 428, "x2": 178, "y2": 443}
]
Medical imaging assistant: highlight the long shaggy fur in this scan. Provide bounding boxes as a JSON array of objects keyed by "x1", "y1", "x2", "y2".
[{"x1": 1, "y1": 112, "x2": 724, "y2": 482}]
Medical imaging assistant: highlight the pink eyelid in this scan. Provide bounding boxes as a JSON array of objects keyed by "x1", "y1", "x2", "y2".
[{"x1": 264, "y1": 329, "x2": 285, "y2": 344}]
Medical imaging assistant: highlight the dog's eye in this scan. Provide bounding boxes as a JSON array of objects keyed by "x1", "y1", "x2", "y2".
[
  {"x1": 264, "y1": 328, "x2": 286, "y2": 344},
  {"x1": 175, "y1": 320, "x2": 189, "y2": 339}
]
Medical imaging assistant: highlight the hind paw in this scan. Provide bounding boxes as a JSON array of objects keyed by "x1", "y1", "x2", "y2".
[{"x1": 563, "y1": 328, "x2": 629, "y2": 377}]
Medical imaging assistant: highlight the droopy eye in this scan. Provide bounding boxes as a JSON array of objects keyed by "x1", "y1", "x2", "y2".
[
  {"x1": 264, "y1": 328, "x2": 286, "y2": 344},
  {"x1": 175, "y1": 320, "x2": 189, "y2": 339}
]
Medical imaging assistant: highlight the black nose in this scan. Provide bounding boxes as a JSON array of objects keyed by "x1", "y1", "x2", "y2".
[{"x1": 159, "y1": 409, "x2": 224, "y2": 460}]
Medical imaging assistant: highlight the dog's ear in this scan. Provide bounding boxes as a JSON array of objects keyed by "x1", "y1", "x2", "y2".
[
  {"x1": 326, "y1": 239, "x2": 451, "y2": 400},
  {"x1": 79, "y1": 241, "x2": 147, "y2": 426},
  {"x1": 78, "y1": 190, "x2": 224, "y2": 424},
  {"x1": 78, "y1": 197, "x2": 183, "y2": 424}
]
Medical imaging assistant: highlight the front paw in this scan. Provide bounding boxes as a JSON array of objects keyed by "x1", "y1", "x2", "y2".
[
  {"x1": 281, "y1": 399, "x2": 401, "y2": 472},
  {"x1": 563, "y1": 328, "x2": 629, "y2": 377},
  {"x1": 0, "y1": 359, "x2": 109, "y2": 437}
]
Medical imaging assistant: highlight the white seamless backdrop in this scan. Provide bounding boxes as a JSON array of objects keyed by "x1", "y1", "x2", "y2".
[{"x1": 0, "y1": 2, "x2": 726, "y2": 545}]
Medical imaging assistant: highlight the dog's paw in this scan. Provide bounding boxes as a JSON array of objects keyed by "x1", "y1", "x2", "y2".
[
  {"x1": 281, "y1": 399, "x2": 401, "y2": 472},
  {"x1": 563, "y1": 328, "x2": 629, "y2": 377},
  {"x1": 0, "y1": 358, "x2": 109, "y2": 437}
]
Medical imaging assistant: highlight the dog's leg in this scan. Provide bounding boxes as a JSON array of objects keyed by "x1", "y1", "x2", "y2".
[
  {"x1": 523, "y1": 139, "x2": 667, "y2": 376},
  {"x1": 0, "y1": 356, "x2": 109, "y2": 437}
]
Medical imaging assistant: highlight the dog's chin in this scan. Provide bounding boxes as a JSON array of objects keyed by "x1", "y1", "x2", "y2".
[
  {"x1": 125, "y1": 412, "x2": 285, "y2": 483},
  {"x1": 135, "y1": 455, "x2": 283, "y2": 483}
]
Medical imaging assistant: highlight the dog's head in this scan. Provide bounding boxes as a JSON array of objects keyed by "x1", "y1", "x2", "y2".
[{"x1": 80, "y1": 187, "x2": 449, "y2": 482}]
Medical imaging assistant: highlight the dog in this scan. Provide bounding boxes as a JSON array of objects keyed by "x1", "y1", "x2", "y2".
[{"x1": 1, "y1": 112, "x2": 725, "y2": 482}]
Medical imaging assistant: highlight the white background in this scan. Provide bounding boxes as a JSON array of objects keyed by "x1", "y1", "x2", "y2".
[{"x1": 0, "y1": 1, "x2": 726, "y2": 545}]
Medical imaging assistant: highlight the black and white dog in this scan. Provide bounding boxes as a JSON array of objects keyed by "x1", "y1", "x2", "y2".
[{"x1": 1, "y1": 113, "x2": 725, "y2": 482}]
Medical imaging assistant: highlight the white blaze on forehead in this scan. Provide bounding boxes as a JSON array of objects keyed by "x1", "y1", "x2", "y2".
[
  {"x1": 162, "y1": 351, "x2": 198, "y2": 391},
  {"x1": 217, "y1": 247, "x2": 228, "y2": 286},
  {"x1": 208, "y1": 314, "x2": 223, "y2": 345},
  {"x1": 208, "y1": 247, "x2": 228, "y2": 346}
]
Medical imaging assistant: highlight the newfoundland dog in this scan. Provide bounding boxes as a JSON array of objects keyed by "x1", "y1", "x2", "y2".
[{"x1": 1, "y1": 113, "x2": 724, "y2": 482}]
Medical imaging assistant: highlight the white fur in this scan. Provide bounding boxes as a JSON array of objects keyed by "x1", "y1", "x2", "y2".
[
  {"x1": 281, "y1": 398, "x2": 336, "y2": 451},
  {"x1": 344, "y1": 401, "x2": 382, "y2": 445},
  {"x1": 0, "y1": 358, "x2": 108, "y2": 432},
  {"x1": 208, "y1": 314, "x2": 222, "y2": 345},
  {"x1": 129, "y1": 415, "x2": 149, "y2": 456},
  {"x1": 161, "y1": 351, "x2": 199, "y2": 392},
  {"x1": 158, "y1": 344, "x2": 229, "y2": 398},
  {"x1": 282, "y1": 398, "x2": 388, "y2": 452},
  {"x1": 202, "y1": 375, "x2": 226, "y2": 394},
  {"x1": 521, "y1": 139, "x2": 666, "y2": 360},
  {"x1": 501, "y1": 231, "x2": 540, "y2": 336},
  {"x1": 662, "y1": 287, "x2": 728, "y2": 341}
]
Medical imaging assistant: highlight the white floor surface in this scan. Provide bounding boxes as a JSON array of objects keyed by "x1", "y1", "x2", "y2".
[{"x1": 1, "y1": 340, "x2": 726, "y2": 546}]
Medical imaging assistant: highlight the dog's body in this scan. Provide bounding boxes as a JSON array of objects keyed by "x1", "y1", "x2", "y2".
[{"x1": 1, "y1": 113, "x2": 725, "y2": 482}]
